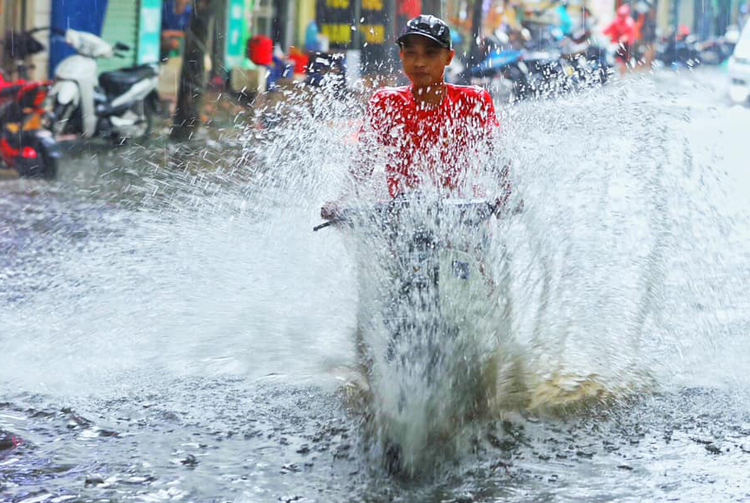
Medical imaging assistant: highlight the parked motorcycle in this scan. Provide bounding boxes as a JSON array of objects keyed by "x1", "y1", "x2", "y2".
[
  {"x1": 522, "y1": 27, "x2": 611, "y2": 98},
  {"x1": 471, "y1": 48, "x2": 531, "y2": 102},
  {"x1": 695, "y1": 27, "x2": 739, "y2": 65},
  {"x1": 49, "y1": 28, "x2": 159, "y2": 142},
  {"x1": 0, "y1": 79, "x2": 59, "y2": 179},
  {"x1": 0, "y1": 29, "x2": 59, "y2": 178},
  {"x1": 558, "y1": 29, "x2": 612, "y2": 87},
  {"x1": 522, "y1": 49, "x2": 565, "y2": 97},
  {"x1": 656, "y1": 30, "x2": 701, "y2": 68}
]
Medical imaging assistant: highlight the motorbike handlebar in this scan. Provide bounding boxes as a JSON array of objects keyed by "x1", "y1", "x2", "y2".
[
  {"x1": 314, "y1": 198, "x2": 500, "y2": 232},
  {"x1": 313, "y1": 220, "x2": 337, "y2": 232}
]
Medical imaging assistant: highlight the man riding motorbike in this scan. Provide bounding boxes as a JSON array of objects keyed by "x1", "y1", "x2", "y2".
[
  {"x1": 317, "y1": 18, "x2": 516, "y2": 474},
  {"x1": 604, "y1": 4, "x2": 636, "y2": 74},
  {"x1": 321, "y1": 15, "x2": 511, "y2": 219}
]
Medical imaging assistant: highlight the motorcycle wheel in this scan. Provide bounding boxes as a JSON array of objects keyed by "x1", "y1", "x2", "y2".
[
  {"x1": 526, "y1": 71, "x2": 548, "y2": 99},
  {"x1": 52, "y1": 102, "x2": 76, "y2": 136},
  {"x1": 37, "y1": 137, "x2": 59, "y2": 179},
  {"x1": 598, "y1": 62, "x2": 610, "y2": 85},
  {"x1": 14, "y1": 133, "x2": 59, "y2": 179},
  {"x1": 115, "y1": 100, "x2": 153, "y2": 143},
  {"x1": 508, "y1": 65, "x2": 531, "y2": 102}
]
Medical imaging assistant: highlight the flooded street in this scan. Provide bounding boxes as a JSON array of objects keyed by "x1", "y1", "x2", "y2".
[{"x1": 1, "y1": 68, "x2": 750, "y2": 502}]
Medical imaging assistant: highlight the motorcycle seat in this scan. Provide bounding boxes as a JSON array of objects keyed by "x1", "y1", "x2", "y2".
[{"x1": 99, "y1": 65, "x2": 157, "y2": 95}]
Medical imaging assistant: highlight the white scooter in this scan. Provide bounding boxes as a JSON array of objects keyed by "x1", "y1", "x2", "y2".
[{"x1": 49, "y1": 29, "x2": 159, "y2": 141}]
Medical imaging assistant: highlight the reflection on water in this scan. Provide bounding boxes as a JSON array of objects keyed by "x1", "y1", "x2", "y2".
[{"x1": 1, "y1": 69, "x2": 749, "y2": 501}]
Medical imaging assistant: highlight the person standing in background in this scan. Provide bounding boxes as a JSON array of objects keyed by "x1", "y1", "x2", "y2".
[
  {"x1": 604, "y1": 4, "x2": 636, "y2": 74},
  {"x1": 556, "y1": 1, "x2": 573, "y2": 37},
  {"x1": 639, "y1": 3, "x2": 658, "y2": 69}
]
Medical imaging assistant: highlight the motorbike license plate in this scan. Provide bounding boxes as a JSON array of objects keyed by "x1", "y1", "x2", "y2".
[{"x1": 452, "y1": 260, "x2": 470, "y2": 280}]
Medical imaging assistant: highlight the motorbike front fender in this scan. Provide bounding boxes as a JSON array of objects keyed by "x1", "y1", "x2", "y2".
[{"x1": 51, "y1": 81, "x2": 80, "y2": 107}]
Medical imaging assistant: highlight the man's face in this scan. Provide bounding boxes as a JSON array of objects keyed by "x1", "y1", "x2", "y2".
[{"x1": 399, "y1": 36, "x2": 454, "y2": 88}]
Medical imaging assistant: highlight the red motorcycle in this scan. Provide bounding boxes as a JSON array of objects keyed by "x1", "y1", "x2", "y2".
[
  {"x1": 0, "y1": 29, "x2": 60, "y2": 179},
  {"x1": 0, "y1": 78, "x2": 59, "y2": 178}
]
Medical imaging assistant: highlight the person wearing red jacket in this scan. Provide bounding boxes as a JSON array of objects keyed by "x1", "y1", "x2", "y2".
[
  {"x1": 604, "y1": 4, "x2": 636, "y2": 74},
  {"x1": 321, "y1": 15, "x2": 509, "y2": 220}
]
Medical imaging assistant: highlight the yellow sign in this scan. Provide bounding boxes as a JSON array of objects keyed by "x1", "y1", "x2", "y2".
[
  {"x1": 325, "y1": 0, "x2": 349, "y2": 7},
  {"x1": 322, "y1": 23, "x2": 352, "y2": 44},
  {"x1": 362, "y1": 0, "x2": 383, "y2": 10},
  {"x1": 361, "y1": 24, "x2": 385, "y2": 43}
]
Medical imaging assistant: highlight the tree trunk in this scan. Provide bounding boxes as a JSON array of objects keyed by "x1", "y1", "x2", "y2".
[
  {"x1": 457, "y1": 0, "x2": 485, "y2": 84},
  {"x1": 209, "y1": 0, "x2": 228, "y2": 85},
  {"x1": 171, "y1": 0, "x2": 218, "y2": 142},
  {"x1": 421, "y1": 0, "x2": 442, "y2": 17},
  {"x1": 469, "y1": 0, "x2": 485, "y2": 67}
]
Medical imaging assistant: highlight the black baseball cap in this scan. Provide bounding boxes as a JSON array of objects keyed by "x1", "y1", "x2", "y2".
[{"x1": 397, "y1": 15, "x2": 452, "y2": 50}]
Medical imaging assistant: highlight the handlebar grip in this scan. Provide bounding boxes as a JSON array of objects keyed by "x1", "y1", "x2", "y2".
[{"x1": 313, "y1": 221, "x2": 336, "y2": 232}]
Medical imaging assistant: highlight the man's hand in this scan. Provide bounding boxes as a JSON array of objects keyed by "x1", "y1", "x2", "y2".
[
  {"x1": 320, "y1": 201, "x2": 340, "y2": 220},
  {"x1": 492, "y1": 161, "x2": 513, "y2": 217},
  {"x1": 493, "y1": 195, "x2": 524, "y2": 217},
  {"x1": 493, "y1": 194, "x2": 509, "y2": 215}
]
